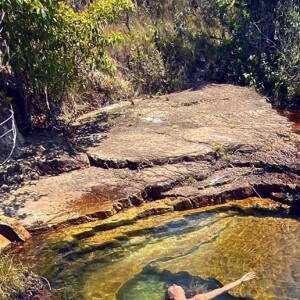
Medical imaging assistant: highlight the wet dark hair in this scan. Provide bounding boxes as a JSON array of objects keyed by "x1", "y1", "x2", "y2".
[{"x1": 165, "y1": 289, "x2": 172, "y2": 300}]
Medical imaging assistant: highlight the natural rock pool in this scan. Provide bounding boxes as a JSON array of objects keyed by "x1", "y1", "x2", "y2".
[{"x1": 12, "y1": 199, "x2": 300, "y2": 300}]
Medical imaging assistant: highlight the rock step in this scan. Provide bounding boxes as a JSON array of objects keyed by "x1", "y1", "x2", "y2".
[
  {"x1": 2, "y1": 160, "x2": 300, "y2": 232},
  {"x1": 0, "y1": 216, "x2": 31, "y2": 249},
  {"x1": 1, "y1": 84, "x2": 299, "y2": 232}
]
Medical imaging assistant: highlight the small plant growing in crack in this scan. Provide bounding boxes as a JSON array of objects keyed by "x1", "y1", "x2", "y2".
[
  {"x1": 135, "y1": 109, "x2": 143, "y2": 116},
  {"x1": 185, "y1": 176, "x2": 197, "y2": 184},
  {"x1": 107, "y1": 117, "x2": 116, "y2": 126},
  {"x1": 127, "y1": 122, "x2": 134, "y2": 127},
  {"x1": 212, "y1": 143, "x2": 233, "y2": 161},
  {"x1": 228, "y1": 122, "x2": 236, "y2": 129}
]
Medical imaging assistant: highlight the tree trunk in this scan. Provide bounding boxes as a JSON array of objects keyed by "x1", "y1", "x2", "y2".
[
  {"x1": 5, "y1": 75, "x2": 32, "y2": 134},
  {"x1": 13, "y1": 75, "x2": 32, "y2": 133}
]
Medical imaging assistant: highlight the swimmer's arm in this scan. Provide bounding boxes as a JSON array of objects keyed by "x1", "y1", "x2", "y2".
[{"x1": 192, "y1": 272, "x2": 256, "y2": 300}]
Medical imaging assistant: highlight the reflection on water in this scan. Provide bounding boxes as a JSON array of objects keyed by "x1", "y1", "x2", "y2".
[{"x1": 12, "y1": 200, "x2": 300, "y2": 300}]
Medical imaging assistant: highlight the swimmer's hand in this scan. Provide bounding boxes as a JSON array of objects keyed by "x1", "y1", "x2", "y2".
[{"x1": 241, "y1": 272, "x2": 256, "y2": 282}]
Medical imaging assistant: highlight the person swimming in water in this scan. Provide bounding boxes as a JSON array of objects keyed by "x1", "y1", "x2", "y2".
[{"x1": 166, "y1": 272, "x2": 256, "y2": 300}]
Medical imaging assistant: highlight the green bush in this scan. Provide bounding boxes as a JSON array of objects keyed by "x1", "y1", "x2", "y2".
[
  {"x1": 211, "y1": 0, "x2": 300, "y2": 106},
  {"x1": 134, "y1": 0, "x2": 300, "y2": 106},
  {"x1": 1, "y1": 0, "x2": 300, "y2": 130},
  {"x1": 0, "y1": 0, "x2": 134, "y2": 127}
]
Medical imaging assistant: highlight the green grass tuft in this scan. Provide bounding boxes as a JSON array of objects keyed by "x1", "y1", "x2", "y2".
[{"x1": 0, "y1": 256, "x2": 25, "y2": 300}]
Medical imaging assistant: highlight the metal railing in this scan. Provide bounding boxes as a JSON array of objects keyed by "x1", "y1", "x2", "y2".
[{"x1": 0, "y1": 106, "x2": 16, "y2": 165}]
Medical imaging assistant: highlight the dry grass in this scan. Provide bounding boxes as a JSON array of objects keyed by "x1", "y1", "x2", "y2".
[
  {"x1": 59, "y1": 71, "x2": 134, "y2": 124},
  {"x1": 0, "y1": 256, "x2": 25, "y2": 300}
]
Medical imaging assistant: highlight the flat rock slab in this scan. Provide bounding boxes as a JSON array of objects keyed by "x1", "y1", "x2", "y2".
[
  {"x1": 87, "y1": 84, "x2": 294, "y2": 167},
  {"x1": 3, "y1": 162, "x2": 212, "y2": 228},
  {"x1": 1, "y1": 84, "x2": 299, "y2": 230}
]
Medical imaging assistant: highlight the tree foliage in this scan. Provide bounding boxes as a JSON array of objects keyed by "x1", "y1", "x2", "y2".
[
  {"x1": 211, "y1": 0, "x2": 300, "y2": 104},
  {"x1": 0, "y1": 0, "x2": 134, "y2": 127},
  {"x1": 0, "y1": 0, "x2": 299, "y2": 132}
]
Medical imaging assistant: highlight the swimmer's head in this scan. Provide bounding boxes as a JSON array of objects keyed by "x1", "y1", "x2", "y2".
[{"x1": 165, "y1": 284, "x2": 186, "y2": 300}]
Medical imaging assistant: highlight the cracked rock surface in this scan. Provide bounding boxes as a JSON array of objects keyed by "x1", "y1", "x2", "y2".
[{"x1": 1, "y1": 83, "x2": 300, "y2": 231}]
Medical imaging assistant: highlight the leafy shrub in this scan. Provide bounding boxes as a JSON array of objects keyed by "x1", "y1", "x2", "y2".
[
  {"x1": 135, "y1": 0, "x2": 300, "y2": 106},
  {"x1": 211, "y1": 0, "x2": 300, "y2": 106},
  {"x1": 0, "y1": 0, "x2": 134, "y2": 127}
]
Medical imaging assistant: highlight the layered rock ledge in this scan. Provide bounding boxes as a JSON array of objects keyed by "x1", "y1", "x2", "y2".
[{"x1": 1, "y1": 83, "x2": 300, "y2": 234}]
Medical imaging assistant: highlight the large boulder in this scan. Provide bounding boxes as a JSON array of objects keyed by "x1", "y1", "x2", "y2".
[{"x1": 0, "y1": 216, "x2": 31, "y2": 243}]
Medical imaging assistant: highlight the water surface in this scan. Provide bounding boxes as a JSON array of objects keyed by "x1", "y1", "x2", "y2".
[{"x1": 13, "y1": 199, "x2": 300, "y2": 300}]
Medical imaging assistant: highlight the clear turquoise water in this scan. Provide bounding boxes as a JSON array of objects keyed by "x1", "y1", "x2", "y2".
[{"x1": 14, "y1": 205, "x2": 300, "y2": 300}]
